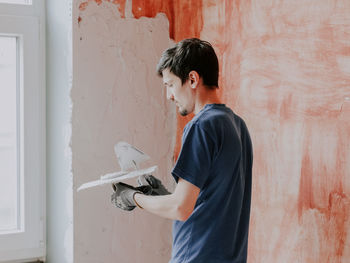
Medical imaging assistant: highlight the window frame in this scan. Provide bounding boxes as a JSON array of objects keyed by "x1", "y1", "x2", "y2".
[
  {"x1": 0, "y1": 0, "x2": 40, "y2": 16},
  {"x1": 0, "y1": 1, "x2": 45, "y2": 262}
]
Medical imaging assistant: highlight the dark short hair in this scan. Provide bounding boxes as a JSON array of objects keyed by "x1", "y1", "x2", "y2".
[{"x1": 156, "y1": 38, "x2": 219, "y2": 88}]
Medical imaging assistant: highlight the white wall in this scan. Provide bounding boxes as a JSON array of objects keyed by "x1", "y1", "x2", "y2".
[
  {"x1": 72, "y1": 1, "x2": 176, "y2": 262},
  {"x1": 46, "y1": 0, "x2": 73, "y2": 262},
  {"x1": 46, "y1": 1, "x2": 176, "y2": 261}
]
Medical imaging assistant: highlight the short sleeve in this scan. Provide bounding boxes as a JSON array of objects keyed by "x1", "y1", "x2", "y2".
[{"x1": 171, "y1": 123, "x2": 214, "y2": 189}]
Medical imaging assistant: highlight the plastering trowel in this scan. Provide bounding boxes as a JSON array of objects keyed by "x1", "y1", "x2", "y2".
[{"x1": 77, "y1": 141, "x2": 157, "y2": 191}]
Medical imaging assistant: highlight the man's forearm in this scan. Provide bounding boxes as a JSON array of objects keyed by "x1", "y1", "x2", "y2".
[
  {"x1": 133, "y1": 177, "x2": 199, "y2": 221},
  {"x1": 134, "y1": 193, "x2": 189, "y2": 221}
]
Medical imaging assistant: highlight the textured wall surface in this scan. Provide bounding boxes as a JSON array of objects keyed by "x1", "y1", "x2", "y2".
[
  {"x1": 73, "y1": 1, "x2": 176, "y2": 262},
  {"x1": 75, "y1": 0, "x2": 350, "y2": 262},
  {"x1": 218, "y1": 2, "x2": 350, "y2": 262}
]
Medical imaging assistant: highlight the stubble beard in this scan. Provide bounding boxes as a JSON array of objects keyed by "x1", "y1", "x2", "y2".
[{"x1": 179, "y1": 109, "x2": 188, "y2": 116}]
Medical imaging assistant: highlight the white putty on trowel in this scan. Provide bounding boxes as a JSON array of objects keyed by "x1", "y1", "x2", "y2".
[{"x1": 77, "y1": 141, "x2": 157, "y2": 191}]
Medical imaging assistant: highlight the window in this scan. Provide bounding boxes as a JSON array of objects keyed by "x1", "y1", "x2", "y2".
[
  {"x1": 0, "y1": 36, "x2": 20, "y2": 234},
  {"x1": 0, "y1": 1, "x2": 45, "y2": 262}
]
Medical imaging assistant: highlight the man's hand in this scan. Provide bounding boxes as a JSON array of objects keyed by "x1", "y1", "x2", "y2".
[
  {"x1": 138, "y1": 175, "x2": 171, "y2": 195},
  {"x1": 111, "y1": 182, "x2": 152, "y2": 211}
]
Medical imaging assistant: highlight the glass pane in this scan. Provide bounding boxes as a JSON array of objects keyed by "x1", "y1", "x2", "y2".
[
  {"x1": 0, "y1": 36, "x2": 19, "y2": 233},
  {"x1": 0, "y1": 0, "x2": 31, "y2": 5}
]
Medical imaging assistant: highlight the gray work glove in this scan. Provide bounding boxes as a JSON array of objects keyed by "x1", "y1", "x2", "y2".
[
  {"x1": 111, "y1": 182, "x2": 152, "y2": 211},
  {"x1": 137, "y1": 175, "x2": 171, "y2": 195}
]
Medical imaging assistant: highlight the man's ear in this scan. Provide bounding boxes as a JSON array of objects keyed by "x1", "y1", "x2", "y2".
[{"x1": 188, "y1": 71, "x2": 200, "y2": 89}]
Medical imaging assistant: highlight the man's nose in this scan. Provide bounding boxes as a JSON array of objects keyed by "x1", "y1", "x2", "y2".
[{"x1": 166, "y1": 88, "x2": 174, "y2": 101}]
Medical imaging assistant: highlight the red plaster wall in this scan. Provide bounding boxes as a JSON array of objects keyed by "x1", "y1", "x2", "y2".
[
  {"x1": 78, "y1": 0, "x2": 350, "y2": 262},
  {"x1": 218, "y1": 1, "x2": 350, "y2": 262},
  {"x1": 134, "y1": 1, "x2": 350, "y2": 262}
]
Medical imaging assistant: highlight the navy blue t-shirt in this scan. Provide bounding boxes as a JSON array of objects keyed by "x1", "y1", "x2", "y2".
[{"x1": 170, "y1": 104, "x2": 253, "y2": 263}]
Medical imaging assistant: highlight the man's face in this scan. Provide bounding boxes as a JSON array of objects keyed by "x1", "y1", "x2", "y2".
[{"x1": 162, "y1": 69, "x2": 194, "y2": 116}]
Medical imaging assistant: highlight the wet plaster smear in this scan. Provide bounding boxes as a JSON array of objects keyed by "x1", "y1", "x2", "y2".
[
  {"x1": 74, "y1": 0, "x2": 350, "y2": 262},
  {"x1": 73, "y1": 1, "x2": 175, "y2": 262}
]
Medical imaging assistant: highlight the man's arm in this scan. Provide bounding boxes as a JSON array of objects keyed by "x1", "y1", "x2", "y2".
[{"x1": 134, "y1": 178, "x2": 200, "y2": 221}]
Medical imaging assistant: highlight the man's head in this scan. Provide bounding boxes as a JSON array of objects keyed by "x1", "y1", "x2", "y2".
[{"x1": 157, "y1": 38, "x2": 219, "y2": 116}]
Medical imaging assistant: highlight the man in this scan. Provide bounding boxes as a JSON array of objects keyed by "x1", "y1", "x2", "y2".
[{"x1": 112, "y1": 38, "x2": 253, "y2": 263}]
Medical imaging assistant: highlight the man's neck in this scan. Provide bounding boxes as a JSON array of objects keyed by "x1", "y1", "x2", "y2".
[{"x1": 194, "y1": 87, "x2": 222, "y2": 115}]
